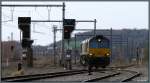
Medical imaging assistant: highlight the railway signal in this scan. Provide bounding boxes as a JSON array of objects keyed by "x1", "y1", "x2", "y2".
[
  {"x1": 18, "y1": 17, "x2": 33, "y2": 48},
  {"x1": 22, "y1": 39, "x2": 34, "y2": 48},
  {"x1": 63, "y1": 19, "x2": 75, "y2": 39},
  {"x1": 18, "y1": 17, "x2": 31, "y2": 39},
  {"x1": 18, "y1": 17, "x2": 33, "y2": 67}
]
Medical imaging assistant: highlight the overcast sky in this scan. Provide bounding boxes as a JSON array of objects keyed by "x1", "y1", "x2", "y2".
[{"x1": 2, "y1": 1, "x2": 148, "y2": 46}]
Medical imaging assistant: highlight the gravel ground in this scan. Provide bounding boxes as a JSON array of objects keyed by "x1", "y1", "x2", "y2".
[
  {"x1": 127, "y1": 64, "x2": 148, "y2": 82},
  {"x1": 1, "y1": 58, "x2": 148, "y2": 82},
  {"x1": 36, "y1": 71, "x2": 118, "y2": 82},
  {"x1": 1, "y1": 62, "x2": 84, "y2": 77},
  {"x1": 34, "y1": 63, "x2": 148, "y2": 82},
  {"x1": 99, "y1": 70, "x2": 138, "y2": 82},
  {"x1": 1, "y1": 56, "x2": 82, "y2": 77}
]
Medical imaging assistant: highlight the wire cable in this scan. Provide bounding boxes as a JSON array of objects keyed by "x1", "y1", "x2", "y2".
[{"x1": 10, "y1": 7, "x2": 15, "y2": 21}]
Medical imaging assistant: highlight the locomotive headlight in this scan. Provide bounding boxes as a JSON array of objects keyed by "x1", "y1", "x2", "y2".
[
  {"x1": 89, "y1": 53, "x2": 93, "y2": 56},
  {"x1": 98, "y1": 39, "x2": 101, "y2": 42},
  {"x1": 106, "y1": 53, "x2": 110, "y2": 56}
]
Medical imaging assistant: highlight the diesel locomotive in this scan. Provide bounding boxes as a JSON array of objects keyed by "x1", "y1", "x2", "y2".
[{"x1": 80, "y1": 35, "x2": 110, "y2": 68}]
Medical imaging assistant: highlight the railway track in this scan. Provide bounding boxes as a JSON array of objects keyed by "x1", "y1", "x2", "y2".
[
  {"x1": 84, "y1": 69, "x2": 141, "y2": 82},
  {"x1": 1, "y1": 69, "x2": 87, "y2": 82},
  {"x1": 121, "y1": 70, "x2": 141, "y2": 82},
  {"x1": 2, "y1": 64, "x2": 141, "y2": 82}
]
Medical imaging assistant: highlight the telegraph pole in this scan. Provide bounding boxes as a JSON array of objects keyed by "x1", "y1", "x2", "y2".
[
  {"x1": 53, "y1": 25, "x2": 57, "y2": 65},
  {"x1": 61, "y1": 2, "x2": 65, "y2": 66},
  {"x1": 10, "y1": 32, "x2": 14, "y2": 59},
  {"x1": 110, "y1": 28, "x2": 112, "y2": 62},
  {"x1": 121, "y1": 31, "x2": 123, "y2": 62},
  {"x1": 94, "y1": 19, "x2": 96, "y2": 36},
  {"x1": 75, "y1": 34, "x2": 77, "y2": 64},
  {"x1": 136, "y1": 47, "x2": 139, "y2": 65},
  {"x1": 126, "y1": 31, "x2": 129, "y2": 63},
  {"x1": 0, "y1": 1, "x2": 1, "y2": 67}
]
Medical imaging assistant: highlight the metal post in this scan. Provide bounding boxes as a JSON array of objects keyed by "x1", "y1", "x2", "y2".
[
  {"x1": 20, "y1": 31, "x2": 21, "y2": 43},
  {"x1": 110, "y1": 28, "x2": 112, "y2": 63},
  {"x1": 127, "y1": 38, "x2": 129, "y2": 63},
  {"x1": 61, "y1": 2, "x2": 65, "y2": 66},
  {"x1": 131, "y1": 39, "x2": 133, "y2": 62},
  {"x1": 136, "y1": 47, "x2": 139, "y2": 65},
  {"x1": 121, "y1": 31, "x2": 123, "y2": 63},
  {"x1": 11, "y1": 32, "x2": 14, "y2": 59},
  {"x1": 68, "y1": 39, "x2": 70, "y2": 50},
  {"x1": 75, "y1": 35, "x2": 77, "y2": 64},
  {"x1": 47, "y1": 7, "x2": 51, "y2": 20},
  {"x1": 27, "y1": 47, "x2": 33, "y2": 67},
  {"x1": 127, "y1": 37, "x2": 131, "y2": 63},
  {"x1": 0, "y1": 1, "x2": 1, "y2": 67},
  {"x1": 53, "y1": 25, "x2": 57, "y2": 65},
  {"x1": 94, "y1": 19, "x2": 96, "y2": 36},
  {"x1": 11, "y1": 32, "x2": 13, "y2": 41}
]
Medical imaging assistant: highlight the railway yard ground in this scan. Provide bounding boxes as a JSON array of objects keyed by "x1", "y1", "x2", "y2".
[
  {"x1": 127, "y1": 64, "x2": 148, "y2": 81},
  {"x1": 1, "y1": 56, "x2": 83, "y2": 77},
  {"x1": 1, "y1": 57, "x2": 148, "y2": 82}
]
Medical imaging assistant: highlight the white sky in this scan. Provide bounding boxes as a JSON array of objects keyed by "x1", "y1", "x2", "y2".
[{"x1": 1, "y1": 1, "x2": 149, "y2": 46}]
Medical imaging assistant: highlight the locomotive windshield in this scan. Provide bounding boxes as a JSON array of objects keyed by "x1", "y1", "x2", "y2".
[{"x1": 89, "y1": 38, "x2": 109, "y2": 48}]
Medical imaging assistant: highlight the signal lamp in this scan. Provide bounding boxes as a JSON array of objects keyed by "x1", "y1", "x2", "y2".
[
  {"x1": 63, "y1": 19, "x2": 75, "y2": 39},
  {"x1": 98, "y1": 39, "x2": 101, "y2": 42},
  {"x1": 64, "y1": 30, "x2": 68, "y2": 32}
]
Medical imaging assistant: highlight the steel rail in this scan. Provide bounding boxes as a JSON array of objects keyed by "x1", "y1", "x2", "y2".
[
  {"x1": 107, "y1": 65, "x2": 142, "y2": 82},
  {"x1": 84, "y1": 72, "x2": 120, "y2": 82},
  {"x1": 120, "y1": 70, "x2": 142, "y2": 82},
  {"x1": 2, "y1": 65, "x2": 139, "y2": 82},
  {"x1": 84, "y1": 70, "x2": 141, "y2": 82},
  {"x1": 2, "y1": 69, "x2": 87, "y2": 82},
  {"x1": 84, "y1": 65, "x2": 140, "y2": 82}
]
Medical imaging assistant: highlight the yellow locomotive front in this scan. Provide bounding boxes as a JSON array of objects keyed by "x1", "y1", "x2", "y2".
[{"x1": 80, "y1": 35, "x2": 110, "y2": 68}]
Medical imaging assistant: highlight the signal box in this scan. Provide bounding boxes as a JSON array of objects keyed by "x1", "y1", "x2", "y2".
[
  {"x1": 22, "y1": 39, "x2": 33, "y2": 48},
  {"x1": 18, "y1": 17, "x2": 33, "y2": 48},
  {"x1": 63, "y1": 19, "x2": 75, "y2": 39},
  {"x1": 18, "y1": 17, "x2": 31, "y2": 24},
  {"x1": 18, "y1": 17, "x2": 31, "y2": 38}
]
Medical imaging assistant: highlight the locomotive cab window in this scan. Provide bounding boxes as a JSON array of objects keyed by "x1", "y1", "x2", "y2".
[{"x1": 89, "y1": 38, "x2": 109, "y2": 48}]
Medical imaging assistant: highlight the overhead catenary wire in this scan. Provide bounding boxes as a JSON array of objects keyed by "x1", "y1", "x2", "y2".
[
  {"x1": 3, "y1": 6, "x2": 52, "y2": 33},
  {"x1": 2, "y1": 13, "x2": 16, "y2": 22},
  {"x1": 2, "y1": 22, "x2": 17, "y2": 28},
  {"x1": 2, "y1": 3, "x2": 65, "y2": 47},
  {"x1": 32, "y1": 23, "x2": 46, "y2": 35},
  {"x1": 10, "y1": 7, "x2": 15, "y2": 21},
  {"x1": 2, "y1": 13, "x2": 11, "y2": 18}
]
